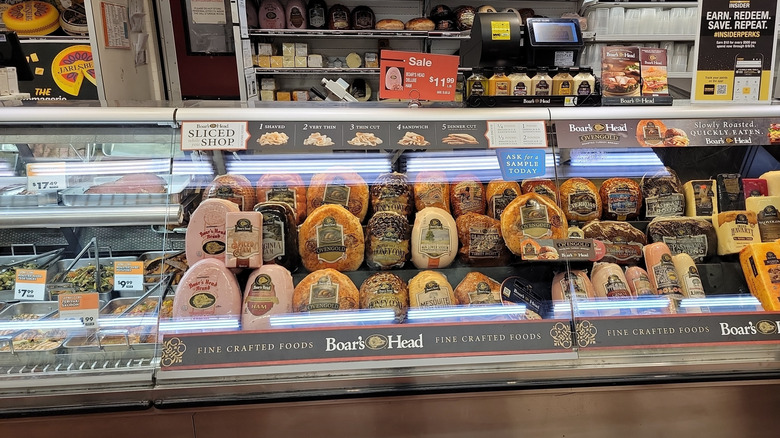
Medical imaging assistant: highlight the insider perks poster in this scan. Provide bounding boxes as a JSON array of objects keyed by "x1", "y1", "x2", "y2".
[{"x1": 691, "y1": 0, "x2": 779, "y2": 103}]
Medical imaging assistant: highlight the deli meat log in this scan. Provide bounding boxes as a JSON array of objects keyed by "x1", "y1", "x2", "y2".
[{"x1": 85, "y1": 173, "x2": 167, "y2": 194}]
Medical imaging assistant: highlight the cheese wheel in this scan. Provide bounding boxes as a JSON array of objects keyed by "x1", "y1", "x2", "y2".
[
  {"x1": 256, "y1": 173, "x2": 307, "y2": 224},
  {"x1": 551, "y1": 270, "x2": 595, "y2": 302},
  {"x1": 671, "y1": 253, "x2": 706, "y2": 300},
  {"x1": 560, "y1": 178, "x2": 601, "y2": 222},
  {"x1": 453, "y1": 272, "x2": 502, "y2": 305},
  {"x1": 359, "y1": 272, "x2": 409, "y2": 322},
  {"x1": 205, "y1": 174, "x2": 257, "y2": 211},
  {"x1": 2, "y1": 1, "x2": 60, "y2": 36},
  {"x1": 739, "y1": 242, "x2": 780, "y2": 311},
  {"x1": 520, "y1": 179, "x2": 558, "y2": 204},
  {"x1": 241, "y1": 265, "x2": 294, "y2": 330},
  {"x1": 455, "y1": 212, "x2": 510, "y2": 266},
  {"x1": 450, "y1": 174, "x2": 486, "y2": 217},
  {"x1": 307, "y1": 170, "x2": 369, "y2": 222},
  {"x1": 371, "y1": 172, "x2": 413, "y2": 218},
  {"x1": 299, "y1": 204, "x2": 364, "y2": 272},
  {"x1": 411, "y1": 207, "x2": 458, "y2": 269},
  {"x1": 746, "y1": 196, "x2": 780, "y2": 242},
  {"x1": 714, "y1": 210, "x2": 760, "y2": 255},
  {"x1": 486, "y1": 179, "x2": 521, "y2": 220},
  {"x1": 413, "y1": 171, "x2": 450, "y2": 213},
  {"x1": 173, "y1": 259, "x2": 242, "y2": 320},
  {"x1": 365, "y1": 211, "x2": 410, "y2": 270},
  {"x1": 408, "y1": 270, "x2": 456, "y2": 308},
  {"x1": 599, "y1": 177, "x2": 642, "y2": 220},
  {"x1": 624, "y1": 266, "x2": 655, "y2": 297},
  {"x1": 293, "y1": 269, "x2": 359, "y2": 312},
  {"x1": 186, "y1": 198, "x2": 241, "y2": 265},
  {"x1": 643, "y1": 242, "x2": 683, "y2": 306},
  {"x1": 501, "y1": 192, "x2": 568, "y2": 255},
  {"x1": 683, "y1": 180, "x2": 718, "y2": 217},
  {"x1": 761, "y1": 171, "x2": 780, "y2": 196}
]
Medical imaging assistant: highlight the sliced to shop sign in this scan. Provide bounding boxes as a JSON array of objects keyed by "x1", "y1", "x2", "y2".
[{"x1": 181, "y1": 121, "x2": 250, "y2": 151}]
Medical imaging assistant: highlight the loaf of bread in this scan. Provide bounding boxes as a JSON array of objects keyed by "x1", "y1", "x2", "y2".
[
  {"x1": 501, "y1": 193, "x2": 568, "y2": 255},
  {"x1": 405, "y1": 17, "x2": 435, "y2": 30},
  {"x1": 521, "y1": 179, "x2": 558, "y2": 204},
  {"x1": 204, "y1": 174, "x2": 257, "y2": 211},
  {"x1": 454, "y1": 272, "x2": 502, "y2": 305},
  {"x1": 600, "y1": 177, "x2": 642, "y2": 220},
  {"x1": 293, "y1": 268, "x2": 359, "y2": 312},
  {"x1": 456, "y1": 212, "x2": 510, "y2": 266},
  {"x1": 450, "y1": 174, "x2": 486, "y2": 217},
  {"x1": 560, "y1": 177, "x2": 601, "y2": 222},
  {"x1": 375, "y1": 19, "x2": 404, "y2": 30},
  {"x1": 307, "y1": 170, "x2": 369, "y2": 222},
  {"x1": 413, "y1": 171, "x2": 450, "y2": 212},
  {"x1": 371, "y1": 172, "x2": 413, "y2": 218},
  {"x1": 256, "y1": 173, "x2": 307, "y2": 224},
  {"x1": 486, "y1": 179, "x2": 521, "y2": 220},
  {"x1": 582, "y1": 220, "x2": 645, "y2": 264},
  {"x1": 299, "y1": 204, "x2": 364, "y2": 272},
  {"x1": 365, "y1": 211, "x2": 410, "y2": 270},
  {"x1": 408, "y1": 270, "x2": 456, "y2": 308},
  {"x1": 359, "y1": 272, "x2": 409, "y2": 322}
]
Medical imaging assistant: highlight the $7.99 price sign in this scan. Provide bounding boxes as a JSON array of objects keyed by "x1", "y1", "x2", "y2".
[
  {"x1": 379, "y1": 50, "x2": 460, "y2": 101},
  {"x1": 14, "y1": 269, "x2": 48, "y2": 300}
]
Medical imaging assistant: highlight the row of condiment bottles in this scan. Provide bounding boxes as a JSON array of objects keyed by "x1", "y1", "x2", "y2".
[{"x1": 466, "y1": 66, "x2": 596, "y2": 98}]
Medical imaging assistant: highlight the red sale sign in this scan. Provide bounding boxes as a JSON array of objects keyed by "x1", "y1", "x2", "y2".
[{"x1": 379, "y1": 50, "x2": 460, "y2": 101}]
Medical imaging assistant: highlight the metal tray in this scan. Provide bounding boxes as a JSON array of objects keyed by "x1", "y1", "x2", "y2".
[
  {"x1": 0, "y1": 301, "x2": 59, "y2": 320},
  {"x1": 60, "y1": 175, "x2": 192, "y2": 206},
  {"x1": 0, "y1": 338, "x2": 63, "y2": 367},
  {"x1": 100, "y1": 297, "x2": 160, "y2": 316},
  {"x1": 0, "y1": 186, "x2": 59, "y2": 208},
  {"x1": 62, "y1": 334, "x2": 156, "y2": 363}
]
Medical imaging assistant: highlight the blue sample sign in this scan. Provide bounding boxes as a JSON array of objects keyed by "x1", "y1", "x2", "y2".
[{"x1": 496, "y1": 149, "x2": 547, "y2": 181}]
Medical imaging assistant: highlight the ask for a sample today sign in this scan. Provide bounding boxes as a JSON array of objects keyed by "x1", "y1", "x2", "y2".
[{"x1": 691, "y1": 0, "x2": 779, "y2": 103}]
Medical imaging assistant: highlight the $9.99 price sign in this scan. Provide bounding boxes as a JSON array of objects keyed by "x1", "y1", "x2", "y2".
[
  {"x1": 379, "y1": 50, "x2": 460, "y2": 101},
  {"x1": 114, "y1": 261, "x2": 144, "y2": 291}
]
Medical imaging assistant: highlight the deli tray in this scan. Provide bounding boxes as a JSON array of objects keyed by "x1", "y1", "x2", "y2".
[
  {"x1": 0, "y1": 185, "x2": 59, "y2": 207},
  {"x1": 61, "y1": 175, "x2": 192, "y2": 206},
  {"x1": 62, "y1": 334, "x2": 157, "y2": 363}
]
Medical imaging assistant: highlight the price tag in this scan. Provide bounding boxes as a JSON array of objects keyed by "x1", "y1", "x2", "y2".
[
  {"x1": 58, "y1": 293, "x2": 99, "y2": 328},
  {"x1": 14, "y1": 269, "x2": 47, "y2": 300},
  {"x1": 379, "y1": 50, "x2": 460, "y2": 101},
  {"x1": 486, "y1": 121, "x2": 548, "y2": 148},
  {"x1": 114, "y1": 261, "x2": 144, "y2": 291},
  {"x1": 26, "y1": 162, "x2": 67, "y2": 193}
]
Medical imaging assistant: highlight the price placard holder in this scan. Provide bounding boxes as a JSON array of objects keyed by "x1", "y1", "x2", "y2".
[
  {"x1": 379, "y1": 50, "x2": 460, "y2": 101},
  {"x1": 14, "y1": 269, "x2": 48, "y2": 300},
  {"x1": 58, "y1": 293, "x2": 99, "y2": 328},
  {"x1": 26, "y1": 162, "x2": 67, "y2": 193},
  {"x1": 114, "y1": 261, "x2": 144, "y2": 291}
]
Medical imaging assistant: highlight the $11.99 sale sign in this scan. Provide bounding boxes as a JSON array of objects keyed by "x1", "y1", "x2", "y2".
[{"x1": 379, "y1": 50, "x2": 460, "y2": 101}]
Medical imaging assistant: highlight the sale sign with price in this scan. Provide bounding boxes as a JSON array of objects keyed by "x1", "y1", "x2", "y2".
[{"x1": 379, "y1": 50, "x2": 460, "y2": 101}]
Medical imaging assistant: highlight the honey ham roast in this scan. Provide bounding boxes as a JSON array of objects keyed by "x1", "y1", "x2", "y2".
[
  {"x1": 256, "y1": 173, "x2": 307, "y2": 224},
  {"x1": 307, "y1": 170, "x2": 369, "y2": 222},
  {"x1": 371, "y1": 172, "x2": 413, "y2": 218},
  {"x1": 299, "y1": 204, "x2": 365, "y2": 272},
  {"x1": 204, "y1": 174, "x2": 257, "y2": 211},
  {"x1": 293, "y1": 268, "x2": 359, "y2": 312},
  {"x1": 365, "y1": 211, "x2": 411, "y2": 270},
  {"x1": 359, "y1": 272, "x2": 409, "y2": 322}
]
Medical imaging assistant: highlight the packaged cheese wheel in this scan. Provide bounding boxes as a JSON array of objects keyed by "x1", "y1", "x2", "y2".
[
  {"x1": 683, "y1": 180, "x2": 718, "y2": 217},
  {"x1": 486, "y1": 179, "x2": 521, "y2": 220},
  {"x1": 743, "y1": 178, "x2": 768, "y2": 199},
  {"x1": 293, "y1": 269, "x2": 359, "y2": 312},
  {"x1": 365, "y1": 211, "x2": 410, "y2": 270},
  {"x1": 520, "y1": 179, "x2": 558, "y2": 204},
  {"x1": 641, "y1": 167, "x2": 685, "y2": 218},
  {"x1": 408, "y1": 270, "x2": 456, "y2": 308},
  {"x1": 716, "y1": 173, "x2": 745, "y2": 212},
  {"x1": 560, "y1": 178, "x2": 601, "y2": 222},
  {"x1": 371, "y1": 172, "x2": 413, "y2": 218},
  {"x1": 241, "y1": 264, "x2": 294, "y2": 330},
  {"x1": 411, "y1": 207, "x2": 458, "y2": 269},
  {"x1": 582, "y1": 220, "x2": 645, "y2": 264},
  {"x1": 225, "y1": 211, "x2": 262, "y2": 269},
  {"x1": 359, "y1": 272, "x2": 409, "y2": 322},
  {"x1": 715, "y1": 210, "x2": 760, "y2": 255},
  {"x1": 501, "y1": 193, "x2": 568, "y2": 255},
  {"x1": 454, "y1": 272, "x2": 502, "y2": 305},
  {"x1": 671, "y1": 253, "x2": 706, "y2": 301},
  {"x1": 761, "y1": 171, "x2": 780, "y2": 196},
  {"x1": 643, "y1": 242, "x2": 683, "y2": 305},
  {"x1": 450, "y1": 174, "x2": 486, "y2": 217},
  {"x1": 551, "y1": 270, "x2": 595, "y2": 302},
  {"x1": 455, "y1": 213, "x2": 510, "y2": 266},
  {"x1": 413, "y1": 171, "x2": 450, "y2": 213},
  {"x1": 646, "y1": 217, "x2": 717, "y2": 261},
  {"x1": 739, "y1": 242, "x2": 780, "y2": 311},
  {"x1": 599, "y1": 177, "x2": 642, "y2": 220},
  {"x1": 173, "y1": 259, "x2": 242, "y2": 320},
  {"x1": 624, "y1": 266, "x2": 656, "y2": 297},
  {"x1": 186, "y1": 198, "x2": 241, "y2": 265},
  {"x1": 256, "y1": 173, "x2": 307, "y2": 224},
  {"x1": 307, "y1": 170, "x2": 369, "y2": 222},
  {"x1": 285, "y1": 0, "x2": 307, "y2": 29},
  {"x1": 205, "y1": 174, "x2": 257, "y2": 211},
  {"x1": 747, "y1": 196, "x2": 780, "y2": 242},
  {"x1": 254, "y1": 202, "x2": 299, "y2": 272},
  {"x1": 299, "y1": 204, "x2": 364, "y2": 272}
]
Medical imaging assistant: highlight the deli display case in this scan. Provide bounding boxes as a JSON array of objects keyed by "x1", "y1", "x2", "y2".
[{"x1": 1, "y1": 102, "x2": 780, "y2": 437}]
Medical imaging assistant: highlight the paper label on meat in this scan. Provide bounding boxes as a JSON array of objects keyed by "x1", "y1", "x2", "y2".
[
  {"x1": 490, "y1": 191, "x2": 517, "y2": 218},
  {"x1": 692, "y1": 182, "x2": 715, "y2": 216},
  {"x1": 682, "y1": 268, "x2": 706, "y2": 298},
  {"x1": 323, "y1": 182, "x2": 351, "y2": 207},
  {"x1": 603, "y1": 275, "x2": 631, "y2": 298},
  {"x1": 631, "y1": 274, "x2": 655, "y2": 296},
  {"x1": 368, "y1": 225, "x2": 408, "y2": 267},
  {"x1": 468, "y1": 281, "x2": 499, "y2": 304},
  {"x1": 227, "y1": 218, "x2": 260, "y2": 267},
  {"x1": 186, "y1": 275, "x2": 219, "y2": 315},
  {"x1": 265, "y1": 186, "x2": 296, "y2": 211},
  {"x1": 758, "y1": 205, "x2": 780, "y2": 241},
  {"x1": 262, "y1": 211, "x2": 286, "y2": 262},
  {"x1": 661, "y1": 234, "x2": 708, "y2": 260},
  {"x1": 568, "y1": 190, "x2": 598, "y2": 216},
  {"x1": 307, "y1": 276, "x2": 340, "y2": 311},
  {"x1": 418, "y1": 186, "x2": 444, "y2": 208},
  {"x1": 367, "y1": 282, "x2": 402, "y2": 310},
  {"x1": 519, "y1": 200, "x2": 552, "y2": 238},
  {"x1": 468, "y1": 226, "x2": 502, "y2": 258},
  {"x1": 316, "y1": 217, "x2": 346, "y2": 263},
  {"x1": 246, "y1": 274, "x2": 279, "y2": 316},
  {"x1": 559, "y1": 274, "x2": 589, "y2": 301},
  {"x1": 645, "y1": 194, "x2": 684, "y2": 218},
  {"x1": 419, "y1": 219, "x2": 451, "y2": 258},
  {"x1": 764, "y1": 253, "x2": 780, "y2": 284},
  {"x1": 532, "y1": 185, "x2": 557, "y2": 202},
  {"x1": 453, "y1": 181, "x2": 483, "y2": 214},
  {"x1": 651, "y1": 254, "x2": 683, "y2": 297},
  {"x1": 416, "y1": 281, "x2": 452, "y2": 307},
  {"x1": 607, "y1": 187, "x2": 639, "y2": 217},
  {"x1": 214, "y1": 186, "x2": 246, "y2": 210}
]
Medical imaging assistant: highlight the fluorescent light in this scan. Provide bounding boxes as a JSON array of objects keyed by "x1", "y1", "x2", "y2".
[
  {"x1": 270, "y1": 309, "x2": 396, "y2": 327},
  {"x1": 680, "y1": 295, "x2": 762, "y2": 311},
  {"x1": 158, "y1": 318, "x2": 240, "y2": 332},
  {"x1": 407, "y1": 304, "x2": 526, "y2": 323}
]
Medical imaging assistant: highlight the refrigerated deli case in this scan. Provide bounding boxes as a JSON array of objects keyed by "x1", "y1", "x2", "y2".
[{"x1": 1, "y1": 103, "x2": 780, "y2": 436}]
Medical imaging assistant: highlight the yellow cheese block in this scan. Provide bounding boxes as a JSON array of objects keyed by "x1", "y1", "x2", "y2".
[
  {"x1": 739, "y1": 242, "x2": 780, "y2": 311},
  {"x1": 714, "y1": 210, "x2": 760, "y2": 255},
  {"x1": 282, "y1": 56, "x2": 295, "y2": 68},
  {"x1": 761, "y1": 171, "x2": 780, "y2": 196},
  {"x1": 746, "y1": 195, "x2": 780, "y2": 242},
  {"x1": 294, "y1": 56, "x2": 307, "y2": 68},
  {"x1": 683, "y1": 180, "x2": 717, "y2": 217},
  {"x1": 270, "y1": 56, "x2": 284, "y2": 68},
  {"x1": 2, "y1": 1, "x2": 60, "y2": 36},
  {"x1": 276, "y1": 91, "x2": 291, "y2": 101}
]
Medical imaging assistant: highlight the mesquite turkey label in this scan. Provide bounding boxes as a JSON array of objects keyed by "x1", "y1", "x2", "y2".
[
  {"x1": 261, "y1": 211, "x2": 286, "y2": 262},
  {"x1": 468, "y1": 227, "x2": 502, "y2": 258},
  {"x1": 468, "y1": 282, "x2": 499, "y2": 304},
  {"x1": 490, "y1": 191, "x2": 517, "y2": 219},
  {"x1": 419, "y1": 219, "x2": 452, "y2": 258},
  {"x1": 246, "y1": 274, "x2": 279, "y2": 316},
  {"x1": 316, "y1": 217, "x2": 346, "y2": 263},
  {"x1": 416, "y1": 281, "x2": 452, "y2": 307},
  {"x1": 307, "y1": 276, "x2": 340, "y2": 311}
]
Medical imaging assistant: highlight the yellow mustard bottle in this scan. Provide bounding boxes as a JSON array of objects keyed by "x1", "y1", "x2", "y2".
[
  {"x1": 488, "y1": 67, "x2": 511, "y2": 96},
  {"x1": 553, "y1": 67, "x2": 574, "y2": 95}
]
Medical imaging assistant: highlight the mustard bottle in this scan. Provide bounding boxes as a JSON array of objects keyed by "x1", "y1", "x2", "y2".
[
  {"x1": 488, "y1": 67, "x2": 511, "y2": 96},
  {"x1": 531, "y1": 67, "x2": 552, "y2": 96},
  {"x1": 465, "y1": 68, "x2": 488, "y2": 98},
  {"x1": 553, "y1": 67, "x2": 574, "y2": 95},
  {"x1": 507, "y1": 66, "x2": 532, "y2": 96}
]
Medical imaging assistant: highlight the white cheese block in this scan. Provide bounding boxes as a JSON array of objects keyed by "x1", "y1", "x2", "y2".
[
  {"x1": 294, "y1": 56, "x2": 308, "y2": 68},
  {"x1": 295, "y1": 43, "x2": 308, "y2": 57},
  {"x1": 683, "y1": 180, "x2": 717, "y2": 217},
  {"x1": 282, "y1": 42, "x2": 295, "y2": 57},
  {"x1": 282, "y1": 56, "x2": 295, "y2": 68},
  {"x1": 258, "y1": 43, "x2": 274, "y2": 56},
  {"x1": 308, "y1": 54, "x2": 323, "y2": 68},
  {"x1": 761, "y1": 171, "x2": 780, "y2": 196},
  {"x1": 411, "y1": 207, "x2": 458, "y2": 269},
  {"x1": 260, "y1": 78, "x2": 277, "y2": 90},
  {"x1": 714, "y1": 210, "x2": 760, "y2": 255},
  {"x1": 746, "y1": 195, "x2": 780, "y2": 242},
  {"x1": 260, "y1": 90, "x2": 275, "y2": 101}
]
